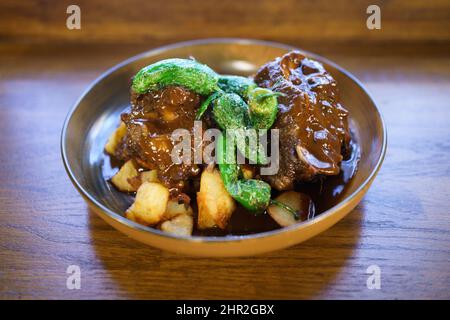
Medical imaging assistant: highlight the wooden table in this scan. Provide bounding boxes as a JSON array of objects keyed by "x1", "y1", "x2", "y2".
[{"x1": 0, "y1": 41, "x2": 449, "y2": 300}]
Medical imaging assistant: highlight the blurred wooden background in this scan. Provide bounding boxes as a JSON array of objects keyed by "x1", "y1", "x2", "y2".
[
  {"x1": 1, "y1": 0, "x2": 449, "y2": 45},
  {"x1": 1, "y1": 0, "x2": 449, "y2": 300}
]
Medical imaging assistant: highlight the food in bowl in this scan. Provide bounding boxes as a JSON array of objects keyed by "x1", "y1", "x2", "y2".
[{"x1": 104, "y1": 51, "x2": 359, "y2": 237}]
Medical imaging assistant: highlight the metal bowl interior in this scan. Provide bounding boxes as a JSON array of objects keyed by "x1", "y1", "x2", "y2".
[{"x1": 61, "y1": 39, "x2": 386, "y2": 257}]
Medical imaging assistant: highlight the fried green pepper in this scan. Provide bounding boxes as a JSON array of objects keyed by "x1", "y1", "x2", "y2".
[
  {"x1": 132, "y1": 58, "x2": 219, "y2": 95},
  {"x1": 195, "y1": 91, "x2": 222, "y2": 120},
  {"x1": 217, "y1": 133, "x2": 300, "y2": 217},
  {"x1": 212, "y1": 93, "x2": 266, "y2": 164},
  {"x1": 218, "y1": 75, "x2": 281, "y2": 130},
  {"x1": 247, "y1": 87, "x2": 282, "y2": 129},
  {"x1": 212, "y1": 92, "x2": 250, "y2": 130},
  {"x1": 218, "y1": 75, "x2": 256, "y2": 97},
  {"x1": 217, "y1": 133, "x2": 271, "y2": 213}
]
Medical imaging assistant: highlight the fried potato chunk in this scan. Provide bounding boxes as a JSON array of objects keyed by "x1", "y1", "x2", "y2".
[
  {"x1": 111, "y1": 160, "x2": 138, "y2": 192},
  {"x1": 267, "y1": 191, "x2": 313, "y2": 227},
  {"x1": 125, "y1": 182, "x2": 169, "y2": 225},
  {"x1": 164, "y1": 200, "x2": 193, "y2": 220},
  {"x1": 240, "y1": 165, "x2": 254, "y2": 180},
  {"x1": 160, "y1": 214, "x2": 194, "y2": 236},
  {"x1": 197, "y1": 167, "x2": 236, "y2": 229},
  {"x1": 105, "y1": 122, "x2": 126, "y2": 155},
  {"x1": 128, "y1": 169, "x2": 159, "y2": 191},
  {"x1": 140, "y1": 170, "x2": 159, "y2": 183}
]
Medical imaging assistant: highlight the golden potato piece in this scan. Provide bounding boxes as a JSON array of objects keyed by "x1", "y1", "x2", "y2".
[
  {"x1": 105, "y1": 122, "x2": 126, "y2": 155},
  {"x1": 267, "y1": 191, "x2": 314, "y2": 227},
  {"x1": 125, "y1": 182, "x2": 169, "y2": 225},
  {"x1": 140, "y1": 170, "x2": 159, "y2": 183},
  {"x1": 160, "y1": 214, "x2": 193, "y2": 236},
  {"x1": 128, "y1": 170, "x2": 159, "y2": 191},
  {"x1": 111, "y1": 160, "x2": 138, "y2": 192},
  {"x1": 164, "y1": 200, "x2": 193, "y2": 220},
  {"x1": 197, "y1": 168, "x2": 236, "y2": 229},
  {"x1": 125, "y1": 210, "x2": 145, "y2": 225},
  {"x1": 240, "y1": 165, "x2": 254, "y2": 180}
]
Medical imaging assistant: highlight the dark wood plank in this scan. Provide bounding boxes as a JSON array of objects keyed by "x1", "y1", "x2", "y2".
[
  {"x1": 0, "y1": 0, "x2": 449, "y2": 45},
  {"x1": 0, "y1": 42, "x2": 449, "y2": 299}
]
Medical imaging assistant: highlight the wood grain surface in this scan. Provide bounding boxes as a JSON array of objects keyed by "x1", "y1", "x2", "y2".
[
  {"x1": 0, "y1": 0, "x2": 449, "y2": 300},
  {"x1": 0, "y1": 41, "x2": 449, "y2": 300},
  {"x1": 1, "y1": 0, "x2": 449, "y2": 44}
]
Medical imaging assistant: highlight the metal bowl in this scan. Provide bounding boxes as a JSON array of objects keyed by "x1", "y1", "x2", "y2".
[{"x1": 61, "y1": 39, "x2": 386, "y2": 257}]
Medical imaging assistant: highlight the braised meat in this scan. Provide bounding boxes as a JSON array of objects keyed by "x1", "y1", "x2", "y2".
[
  {"x1": 254, "y1": 51, "x2": 351, "y2": 190},
  {"x1": 119, "y1": 86, "x2": 203, "y2": 194}
]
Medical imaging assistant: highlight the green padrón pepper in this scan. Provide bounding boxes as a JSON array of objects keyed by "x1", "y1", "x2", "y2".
[
  {"x1": 132, "y1": 58, "x2": 219, "y2": 95},
  {"x1": 217, "y1": 133, "x2": 271, "y2": 213}
]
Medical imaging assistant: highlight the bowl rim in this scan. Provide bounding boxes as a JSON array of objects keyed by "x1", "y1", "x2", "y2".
[{"x1": 61, "y1": 38, "x2": 387, "y2": 243}]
